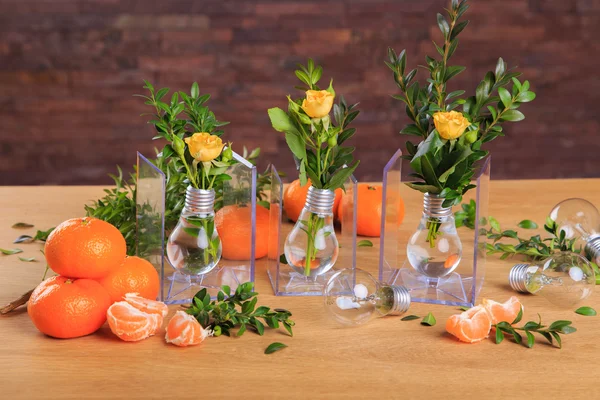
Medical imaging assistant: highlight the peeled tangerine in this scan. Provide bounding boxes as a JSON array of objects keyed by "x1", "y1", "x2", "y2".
[
  {"x1": 445, "y1": 305, "x2": 492, "y2": 343},
  {"x1": 446, "y1": 297, "x2": 524, "y2": 343},
  {"x1": 165, "y1": 311, "x2": 212, "y2": 347},
  {"x1": 482, "y1": 296, "x2": 522, "y2": 325},
  {"x1": 107, "y1": 293, "x2": 168, "y2": 342}
]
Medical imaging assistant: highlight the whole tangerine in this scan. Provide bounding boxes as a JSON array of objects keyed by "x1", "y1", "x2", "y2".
[
  {"x1": 45, "y1": 217, "x2": 127, "y2": 279},
  {"x1": 215, "y1": 204, "x2": 270, "y2": 260},
  {"x1": 28, "y1": 275, "x2": 112, "y2": 339},
  {"x1": 97, "y1": 256, "x2": 160, "y2": 303}
]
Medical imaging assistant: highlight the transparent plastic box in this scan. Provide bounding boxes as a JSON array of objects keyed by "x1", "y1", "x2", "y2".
[
  {"x1": 379, "y1": 149, "x2": 490, "y2": 307},
  {"x1": 263, "y1": 165, "x2": 358, "y2": 296},
  {"x1": 136, "y1": 151, "x2": 257, "y2": 304}
]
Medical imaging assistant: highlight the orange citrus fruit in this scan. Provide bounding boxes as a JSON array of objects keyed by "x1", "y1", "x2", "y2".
[
  {"x1": 123, "y1": 293, "x2": 168, "y2": 318},
  {"x1": 107, "y1": 300, "x2": 163, "y2": 342},
  {"x1": 446, "y1": 305, "x2": 492, "y2": 343},
  {"x1": 482, "y1": 296, "x2": 523, "y2": 325},
  {"x1": 45, "y1": 217, "x2": 127, "y2": 279},
  {"x1": 28, "y1": 275, "x2": 112, "y2": 339},
  {"x1": 165, "y1": 310, "x2": 211, "y2": 347},
  {"x1": 338, "y1": 184, "x2": 405, "y2": 237},
  {"x1": 215, "y1": 204, "x2": 270, "y2": 260},
  {"x1": 267, "y1": 203, "x2": 281, "y2": 260},
  {"x1": 97, "y1": 256, "x2": 160, "y2": 303},
  {"x1": 284, "y1": 179, "x2": 342, "y2": 222}
]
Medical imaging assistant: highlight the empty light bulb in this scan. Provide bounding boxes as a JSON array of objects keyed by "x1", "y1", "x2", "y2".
[
  {"x1": 406, "y1": 193, "x2": 463, "y2": 278},
  {"x1": 509, "y1": 251, "x2": 595, "y2": 308},
  {"x1": 323, "y1": 268, "x2": 411, "y2": 326},
  {"x1": 167, "y1": 186, "x2": 222, "y2": 276},
  {"x1": 284, "y1": 186, "x2": 339, "y2": 277},
  {"x1": 549, "y1": 198, "x2": 600, "y2": 264}
]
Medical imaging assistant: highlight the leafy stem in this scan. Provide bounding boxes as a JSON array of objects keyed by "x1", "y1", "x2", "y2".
[{"x1": 494, "y1": 309, "x2": 576, "y2": 349}]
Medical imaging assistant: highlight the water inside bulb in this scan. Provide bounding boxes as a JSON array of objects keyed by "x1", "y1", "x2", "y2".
[
  {"x1": 166, "y1": 187, "x2": 222, "y2": 276},
  {"x1": 284, "y1": 186, "x2": 339, "y2": 277},
  {"x1": 406, "y1": 194, "x2": 463, "y2": 278}
]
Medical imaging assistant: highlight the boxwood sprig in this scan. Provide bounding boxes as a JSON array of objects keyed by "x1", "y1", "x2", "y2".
[{"x1": 185, "y1": 282, "x2": 295, "y2": 338}]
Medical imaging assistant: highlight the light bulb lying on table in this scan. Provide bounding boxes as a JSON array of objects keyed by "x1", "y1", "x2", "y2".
[
  {"x1": 549, "y1": 198, "x2": 600, "y2": 264},
  {"x1": 323, "y1": 268, "x2": 411, "y2": 326},
  {"x1": 509, "y1": 251, "x2": 595, "y2": 308}
]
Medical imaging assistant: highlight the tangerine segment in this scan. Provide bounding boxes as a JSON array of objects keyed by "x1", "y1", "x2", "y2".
[
  {"x1": 165, "y1": 311, "x2": 211, "y2": 347},
  {"x1": 45, "y1": 217, "x2": 127, "y2": 279},
  {"x1": 444, "y1": 254, "x2": 461, "y2": 269},
  {"x1": 107, "y1": 301, "x2": 162, "y2": 342},
  {"x1": 97, "y1": 256, "x2": 160, "y2": 303},
  {"x1": 482, "y1": 296, "x2": 523, "y2": 325},
  {"x1": 124, "y1": 293, "x2": 168, "y2": 318},
  {"x1": 28, "y1": 275, "x2": 112, "y2": 339},
  {"x1": 446, "y1": 305, "x2": 492, "y2": 343}
]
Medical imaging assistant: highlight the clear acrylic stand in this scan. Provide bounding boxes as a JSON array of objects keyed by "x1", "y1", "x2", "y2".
[
  {"x1": 265, "y1": 165, "x2": 357, "y2": 296},
  {"x1": 136, "y1": 151, "x2": 257, "y2": 304},
  {"x1": 379, "y1": 149, "x2": 490, "y2": 307}
]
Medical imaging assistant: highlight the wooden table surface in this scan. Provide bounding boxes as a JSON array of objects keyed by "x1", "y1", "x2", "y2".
[{"x1": 2, "y1": 180, "x2": 600, "y2": 400}]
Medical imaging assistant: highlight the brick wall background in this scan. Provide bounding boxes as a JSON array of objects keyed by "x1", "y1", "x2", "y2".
[{"x1": 1, "y1": 0, "x2": 599, "y2": 185}]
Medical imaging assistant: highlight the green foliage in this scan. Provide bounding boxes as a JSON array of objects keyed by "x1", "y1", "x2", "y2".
[
  {"x1": 0, "y1": 248, "x2": 23, "y2": 255},
  {"x1": 267, "y1": 59, "x2": 360, "y2": 192},
  {"x1": 421, "y1": 312, "x2": 437, "y2": 326},
  {"x1": 186, "y1": 282, "x2": 295, "y2": 339},
  {"x1": 387, "y1": 0, "x2": 535, "y2": 207},
  {"x1": 137, "y1": 81, "x2": 232, "y2": 190},
  {"x1": 264, "y1": 342, "x2": 288, "y2": 355},
  {"x1": 575, "y1": 306, "x2": 596, "y2": 316},
  {"x1": 494, "y1": 310, "x2": 576, "y2": 349}
]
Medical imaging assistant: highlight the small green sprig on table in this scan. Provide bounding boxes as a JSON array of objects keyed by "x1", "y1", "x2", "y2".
[
  {"x1": 185, "y1": 282, "x2": 295, "y2": 340},
  {"x1": 494, "y1": 308, "x2": 576, "y2": 349}
]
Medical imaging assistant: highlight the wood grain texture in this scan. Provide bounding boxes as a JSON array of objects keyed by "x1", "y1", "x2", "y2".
[{"x1": 1, "y1": 180, "x2": 600, "y2": 399}]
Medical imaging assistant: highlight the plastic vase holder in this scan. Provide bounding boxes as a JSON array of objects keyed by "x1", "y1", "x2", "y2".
[
  {"x1": 379, "y1": 149, "x2": 490, "y2": 307},
  {"x1": 264, "y1": 165, "x2": 358, "y2": 296},
  {"x1": 135, "y1": 151, "x2": 257, "y2": 304}
]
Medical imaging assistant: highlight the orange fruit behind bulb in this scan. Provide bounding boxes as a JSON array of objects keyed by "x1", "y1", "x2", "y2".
[
  {"x1": 283, "y1": 179, "x2": 342, "y2": 222},
  {"x1": 337, "y1": 184, "x2": 405, "y2": 237},
  {"x1": 28, "y1": 276, "x2": 112, "y2": 339},
  {"x1": 44, "y1": 217, "x2": 127, "y2": 279},
  {"x1": 97, "y1": 256, "x2": 160, "y2": 304},
  {"x1": 215, "y1": 204, "x2": 270, "y2": 261}
]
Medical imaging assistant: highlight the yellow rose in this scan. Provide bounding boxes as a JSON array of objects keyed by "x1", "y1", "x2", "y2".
[
  {"x1": 301, "y1": 90, "x2": 334, "y2": 119},
  {"x1": 433, "y1": 111, "x2": 471, "y2": 140},
  {"x1": 184, "y1": 132, "x2": 225, "y2": 162}
]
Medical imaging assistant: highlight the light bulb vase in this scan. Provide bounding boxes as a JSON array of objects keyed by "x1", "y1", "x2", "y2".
[
  {"x1": 379, "y1": 149, "x2": 491, "y2": 307},
  {"x1": 265, "y1": 165, "x2": 359, "y2": 296},
  {"x1": 134, "y1": 151, "x2": 258, "y2": 304}
]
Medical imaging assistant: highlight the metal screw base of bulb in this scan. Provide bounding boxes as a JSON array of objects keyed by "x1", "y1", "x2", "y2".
[
  {"x1": 423, "y1": 193, "x2": 452, "y2": 218},
  {"x1": 508, "y1": 263, "x2": 530, "y2": 293},
  {"x1": 585, "y1": 236, "x2": 600, "y2": 263},
  {"x1": 184, "y1": 186, "x2": 215, "y2": 214},
  {"x1": 388, "y1": 285, "x2": 411, "y2": 315},
  {"x1": 305, "y1": 186, "x2": 336, "y2": 215}
]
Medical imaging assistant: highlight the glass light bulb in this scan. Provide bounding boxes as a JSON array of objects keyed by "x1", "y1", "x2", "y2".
[
  {"x1": 509, "y1": 251, "x2": 595, "y2": 308},
  {"x1": 284, "y1": 186, "x2": 339, "y2": 277},
  {"x1": 323, "y1": 268, "x2": 411, "y2": 326},
  {"x1": 549, "y1": 198, "x2": 600, "y2": 264},
  {"x1": 406, "y1": 193, "x2": 463, "y2": 278},
  {"x1": 167, "y1": 186, "x2": 222, "y2": 275}
]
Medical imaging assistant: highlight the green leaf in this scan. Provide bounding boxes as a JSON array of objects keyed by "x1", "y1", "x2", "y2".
[
  {"x1": 512, "y1": 307, "x2": 523, "y2": 324},
  {"x1": 18, "y1": 257, "x2": 37, "y2": 262},
  {"x1": 357, "y1": 240, "x2": 373, "y2": 247},
  {"x1": 517, "y1": 220, "x2": 538, "y2": 229},
  {"x1": 498, "y1": 87, "x2": 512, "y2": 108},
  {"x1": 279, "y1": 253, "x2": 288, "y2": 265},
  {"x1": 525, "y1": 331, "x2": 535, "y2": 348},
  {"x1": 436, "y1": 13, "x2": 449, "y2": 38},
  {"x1": 237, "y1": 323, "x2": 247, "y2": 337},
  {"x1": 285, "y1": 132, "x2": 307, "y2": 162},
  {"x1": 550, "y1": 331, "x2": 562, "y2": 348},
  {"x1": 548, "y1": 320, "x2": 572, "y2": 331},
  {"x1": 183, "y1": 227, "x2": 200, "y2": 237},
  {"x1": 575, "y1": 306, "x2": 597, "y2": 316},
  {"x1": 13, "y1": 235, "x2": 34, "y2": 244},
  {"x1": 421, "y1": 312, "x2": 436, "y2": 326},
  {"x1": 0, "y1": 248, "x2": 23, "y2": 255},
  {"x1": 495, "y1": 328, "x2": 504, "y2": 344},
  {"x1": 325, "y1": 162, "x2": 359, "y2": 191},
  {"x1": 501, "y1": 110, "x2": 525, "y2": 122},
  {"x1": 268, "y1": 108, "x2": 301, "y2": 136},
  {"x1": 516, "y1": 91, "x2": 536, "y2": 103},
  {"x1": 401, "y1": 315, "x2": 420, "y2": 321},
  {"x1": 265, "y1": 342, "x2": 287, "y2": 355},
  {"x1": 12, "y1": 222, "x2": 34, "y2": 229}
]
